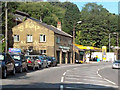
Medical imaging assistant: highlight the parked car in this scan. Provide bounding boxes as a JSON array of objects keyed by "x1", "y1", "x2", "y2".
[
  {"x1": 0, "y1": 53, "x2": 16, "y2": 78},
  {"x1": 38, "y1": 55, "x2": 49, "y2": 68},
  {"x1": 45, "y1": 56, "x2": 57, "y2": 67},
  {"x1": 112, "y1": 60, "x2": 120, "y2": 69},
  {"x1": 49, "y1": 57, "x2": 57, "y2": 67},
  {"x1": 44, "y1": 57, "x2": 52, "y2": 66},
  {"x1": 10, "y1": 53, "x2": 28, "y2": 73},
  {"x1": 25, "y1": 55, "x2": 40, "y2": 70}
]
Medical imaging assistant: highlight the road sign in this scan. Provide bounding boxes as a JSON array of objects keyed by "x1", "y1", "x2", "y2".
[{"x1": 9, "y1": 48, "x2": 21, "y2": 53}]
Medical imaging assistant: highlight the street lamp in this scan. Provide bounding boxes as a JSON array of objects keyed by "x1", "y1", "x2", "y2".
[
  {"x1": 109, "y1": 32, "x2": 119, "y2": 52},
  {"x1": 73, "y1": 21, "x2": 82, "y2": 64}
]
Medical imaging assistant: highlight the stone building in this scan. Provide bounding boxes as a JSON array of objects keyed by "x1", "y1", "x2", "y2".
[{"x1": 12, "y1": 11, "x2": 73, "y2": 64}]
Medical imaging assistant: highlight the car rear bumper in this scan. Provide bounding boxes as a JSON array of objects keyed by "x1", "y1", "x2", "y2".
[{"x1": 112, "y1": 66, "x2": 120, "y2": 69}]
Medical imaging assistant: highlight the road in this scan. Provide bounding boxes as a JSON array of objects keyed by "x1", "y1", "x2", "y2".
[{"x1": 1, "y1": 62, "x2": 119, "y2": 90}]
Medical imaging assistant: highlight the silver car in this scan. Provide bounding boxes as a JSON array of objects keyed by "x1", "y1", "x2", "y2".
[{"x1": 112, "y1": 60, "x2": 120, "y2": 69}]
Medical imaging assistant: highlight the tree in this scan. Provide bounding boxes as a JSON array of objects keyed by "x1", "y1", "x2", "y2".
[{"x1": 76, "y1": 3, "x2": 118, "y2": 49}]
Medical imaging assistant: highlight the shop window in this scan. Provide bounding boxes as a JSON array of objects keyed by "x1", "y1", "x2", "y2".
[
  {"x1": 40, "y1": 50, "x2": 46, "y2": 54},
  {"x1": 27, "y1": 35, "x2": 33, "y2": 42},
  {"x1": 40, "y1": 34, "x2": 46, "y2": 42},
  {"x1": 14, "y1": 35, "x2": 19, "y2": 42}
]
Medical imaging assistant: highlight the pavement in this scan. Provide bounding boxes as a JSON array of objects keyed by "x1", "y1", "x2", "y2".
[{"x1": 1, "y1": 62, "x2": 119, "y2": 90}]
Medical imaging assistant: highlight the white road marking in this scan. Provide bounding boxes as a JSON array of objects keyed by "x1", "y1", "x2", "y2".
[
  {"x1": 64, "y1": 81, "x2": 118, "y2": 88},
  {"x1": 61, "y1": 77, "x2": 64, "y2": 82},
  {"x1": 65, "y1": 77, "x2": 109, "y2": 83},
  {"x1": 66, "y1": 75, "x2": 100, "y2": 79},
  {"x1": 97, "y1": 67, "x2": 116, "y2": 85},
  {"x1": 63, "y1": 72, "x2": 66, "y2": 76}
]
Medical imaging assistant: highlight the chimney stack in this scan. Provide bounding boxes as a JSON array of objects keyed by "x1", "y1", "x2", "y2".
[{"x1": 57, "y1": 21, "x2": 61, "y2": 31}]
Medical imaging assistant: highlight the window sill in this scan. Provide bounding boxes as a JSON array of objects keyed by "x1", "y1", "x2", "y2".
[
  {"x1": 40, "y1": 41, "x2": 46, "y2": 43},
  {"x1": 26, "y1": 42, "x2": 33, "y2": 43}
]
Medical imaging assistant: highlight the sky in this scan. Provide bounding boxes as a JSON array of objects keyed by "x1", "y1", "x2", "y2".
[
  {"x1": 73, "y1": 2, "x2": 118, "y2": 14},
  {"x1": 44, "y1": 0, "x2": 119, "y2": 15}
]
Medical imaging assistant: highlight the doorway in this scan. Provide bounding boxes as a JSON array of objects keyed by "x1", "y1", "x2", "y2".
[
  {"x1": 56, "y1": 51, "x2": 60, "y2": 64},
  {"x1": 62, "y1": 52, "x2": 66, "y2": 64}
]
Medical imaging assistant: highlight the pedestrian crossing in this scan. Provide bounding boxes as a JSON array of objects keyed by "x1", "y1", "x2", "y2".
[{"x1": 63, "y1": 65, "x2": 118, "y2": 89}]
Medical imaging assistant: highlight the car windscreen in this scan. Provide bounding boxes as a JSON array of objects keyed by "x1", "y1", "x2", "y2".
[
  {"x1": 0, "y1": 54, "x2": 4, "y2": 61},
  {"x1": 11, "y1": 55, "x2": 21, "y2": 60},
  {"x1": 114, "y1": 61, "x2": 120, "y2": 63},
  {"x1": 39, "y1": 56, "x2": 44, "y2": 60},
  {"x1": 25, "y1": 56, "x2": 31, "y2": 59}
]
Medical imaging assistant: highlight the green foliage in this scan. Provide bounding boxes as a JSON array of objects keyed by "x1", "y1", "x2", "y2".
[
  {"x1": 1, "y1": 2, "x2": 119, "y2": 51},
  {"x1": 75, "y1": 3, "x2": 118, "y2": 49}
]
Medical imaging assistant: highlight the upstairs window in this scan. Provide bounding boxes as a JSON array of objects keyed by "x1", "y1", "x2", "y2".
[
  {"x1": 14, "y1": 35, "x2": 19, "y2": 42},
  {"x1": 27, "y1": 35, "x2": 33, "y2": 42},
  {"x1": 40, "y1": 34, "x2": 46, "y2": 42},
  {"x1": 56, "y1": 37, "x2": 60, "y2": 43}
]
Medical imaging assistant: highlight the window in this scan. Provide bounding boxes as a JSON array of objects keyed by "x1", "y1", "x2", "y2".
[
  {"x1": 14, "y1": 35, "x2": 19, "y2": 42},
  {"x1": 40, "y1": 50, "x2": 46, "y2": 54},
  {"x1": 68, "y1": 40, "x2": 72, "y2": 45},
  {"x1": 56, "y1": 37, "x2": 60, "y2": 43},
  {"x1": 27, "y1": 35, "x2": 33, "y2": 42},
  {"x1": 40, "y1": 34, "x2": 46, "y2": 42}
]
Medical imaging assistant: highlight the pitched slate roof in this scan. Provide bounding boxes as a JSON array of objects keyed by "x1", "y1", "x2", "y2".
[
  {"x1": 14, "y1": 10, "x2": 72, "y2": 38},
  {"x1": 29, "y1": 17, "x2": 73, "y2": 38}
]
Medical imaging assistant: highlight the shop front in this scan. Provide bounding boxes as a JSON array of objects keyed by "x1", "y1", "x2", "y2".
[{"x1": 56, "y1": 46, "x2": 72, "y2": 64}]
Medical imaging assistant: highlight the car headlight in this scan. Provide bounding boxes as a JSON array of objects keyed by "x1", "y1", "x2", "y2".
[{"x1": 15, "y1": 63, "x2": 19, "y2": 66}]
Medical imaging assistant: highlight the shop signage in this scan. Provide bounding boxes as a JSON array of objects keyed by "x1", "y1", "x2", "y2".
[
  {"x1": 59, "y1": 46, "x2": 70, "y2": 50},
  {"x1": 9, "y1": 48, "x2": 21, "y2": 53}
]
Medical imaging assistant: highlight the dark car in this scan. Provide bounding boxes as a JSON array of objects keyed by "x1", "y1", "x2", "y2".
[
  {"x1": 25, "y1": 55, "x2": 40, "y2": 70},
  {"x1": 46, "y1": 57, "x2": 57, "y2": 67},
  {"x1": 10, "y1": 53, "x2": 28, "y2": 73},
  {"x1": 0, "y1": 53, "x2": 16, "y2": 78}
]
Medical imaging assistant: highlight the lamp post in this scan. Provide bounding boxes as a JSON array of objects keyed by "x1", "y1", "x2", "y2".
[
  {"x1": 73, "y1": 21, "x2": 82, "y2": 64},
  {"x1": 109, "y1": 32, "x2": 119, "y2": 52}
]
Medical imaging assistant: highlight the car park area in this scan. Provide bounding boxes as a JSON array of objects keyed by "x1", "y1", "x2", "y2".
[{"x1": 0, "y1": 52, "x2": 58, "y2": 79}]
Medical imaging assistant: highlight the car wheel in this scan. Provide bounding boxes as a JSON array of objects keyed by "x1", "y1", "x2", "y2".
[
  {"x1": 32, "y1": 66, "x2": 35, "y2": 71},
  {"x1": 38, "y1": 65, "x2": 40, "y2": 70},
  {"x1": 25, "y1": 66, "x2": 28, "y2": 72},
  {"x1": 46, "y1": 64, "x2": 49, "y2": 68},
  {"x1": 55, "y1": 63, "x2": 57, "y2": 66},
  {"x1": 19, "y1": 67, "x2": 23, "y2": 73},
  {"x1": 3, "y1": 69, "x2": 7, "y2": 79},
  {"x1": 12, "y1": 67, "x2": 16, "y2": 75}
]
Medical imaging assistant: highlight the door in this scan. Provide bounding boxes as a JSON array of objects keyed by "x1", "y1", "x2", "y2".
[
  {"x1": 62, "y1": 52, "x2": 66, "y2": 64},
  {"x1": 6, "y1": 54, "x2": 14, "y2": 71},
  {"x1": 68, "y1": 52, "x2": 71, "y2": 64},
  {"x1": 56, "y1": 51, "x2": 60, "y2": 64}
]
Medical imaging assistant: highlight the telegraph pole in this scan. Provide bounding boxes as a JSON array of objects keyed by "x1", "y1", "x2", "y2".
[
  {"x1": 109, "y1": 33, "x2": 111, "y2": 52},
  {"x1": 5, "y1": 2, "x2": 8, "y2": 53},
  {"x1": 73, "y1": 23, "x2": 75, "y2": 64}
]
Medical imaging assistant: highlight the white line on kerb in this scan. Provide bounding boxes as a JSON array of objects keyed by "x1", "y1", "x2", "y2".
[
  {"x1": 63, "y1": 72, "x2": 66, "y2": 76},
  {"x1": 61, "y1": 77, "x2": 64, "y2": 82}
]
